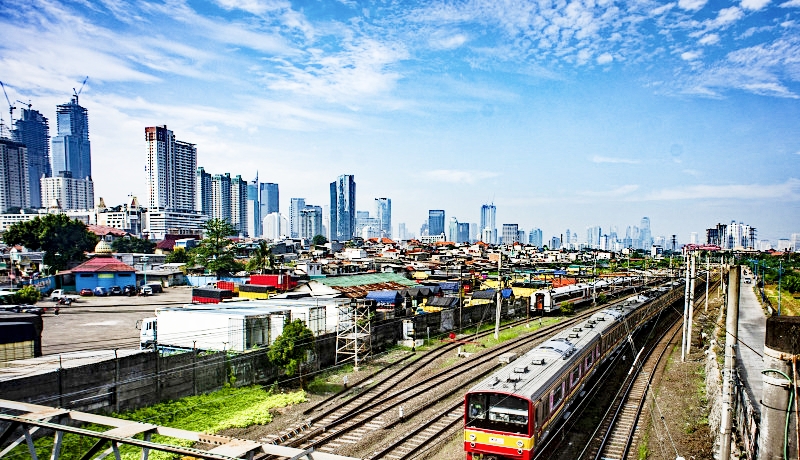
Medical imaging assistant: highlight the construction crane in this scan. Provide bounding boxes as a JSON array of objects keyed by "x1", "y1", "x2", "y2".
[
  {"x1": 0, "y1": 80, "x2": 15, "y2": 125},
  {"x1": 16, "y1": 99, "x2": 32, "y2": 111},
  {"x1": 72, "y1": 76, "x2": 88, "y2": 104}
]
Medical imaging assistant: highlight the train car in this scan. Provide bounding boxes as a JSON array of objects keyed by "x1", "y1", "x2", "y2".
[
  {"x1": 465, "y1": 288, "x2": 671, "y2": 460},
  {"x1": 530, "y1": 283, "x2": 591, "y2": 313}
]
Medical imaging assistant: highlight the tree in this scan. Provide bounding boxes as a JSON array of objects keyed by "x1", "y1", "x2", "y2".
[
  {"x1": 190, "y1": 219, "x2": 241, "y2": 277},
  {"x1": 312, "y1": 234, "x2": 328, "y2": 246},
  {"x1": 268, "y1": 319, "x2": 314, "y2": 385},
  {"x1": 245, "y1": 240, "x2": 274, "y2": 274},
  {"x1": 165, "y1": 247, "x2": 190, "y2": 264},
  {"x1": 3, "y1": 214, "x2": 98, "y2": 271},
  {"x1": 111, "y1": 236, "x2": 156, "y2": 254}
]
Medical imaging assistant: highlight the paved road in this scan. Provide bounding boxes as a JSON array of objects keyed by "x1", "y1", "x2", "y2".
[
  {"x1": 736, "y1": 269, "x2": 766, "y2": 406},
  {"x1": 38, "y1": 286, "x2": 194, "y2": 355}
]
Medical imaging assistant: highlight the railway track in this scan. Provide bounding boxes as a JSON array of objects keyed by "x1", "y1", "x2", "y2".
[
  {"x1": 258, "y1": 305, "x2": 615, "y2": 459},
  {"x1": 579, "y1": 314, "x2": 683, "y2": 460}
]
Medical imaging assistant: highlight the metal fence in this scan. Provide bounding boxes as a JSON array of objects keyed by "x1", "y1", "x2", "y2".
[{"x1": 734, "y1": 369, "x2": 760, "y2": 460}]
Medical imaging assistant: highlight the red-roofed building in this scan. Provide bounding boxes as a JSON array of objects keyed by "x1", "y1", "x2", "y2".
[
  {"x1": 155, "y1": 234, "x2": 201, "y2": 254},
  {"x1": 86, "y1": 225, "x2": 130, "y2": 240},
  {"x1": 70, "y1": 241, "x2": 137, "y2": 291}
]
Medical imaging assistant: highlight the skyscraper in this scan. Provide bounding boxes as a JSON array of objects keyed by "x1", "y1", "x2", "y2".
[
  {"x1": 0, "y1": 139, "x2": 30, "y2": 212},
  {"x1": 529, "y1": 228, "x2": 543, "y2": 247},
  {"x1": 428, "y1": 210, "x2": 445, "y2": 236},
  {"x1": 52, "y1": 95, "x2": 91, "y2": 180},
  {"x1": 230, "y1": 175, "x2": 248, "y2": 236},
  {"x1": 40, "y1": 175, "x2": 94, "y2": 210},
  {"x1": 458, "y1": 222, "x2": 471, "y2": 243},
  {"x1": 502, "y1": 224, "x2": 519, "y2": 244},
  {"x1": 374, "y1": 197, "x2": 391, "y2": 238},
  {"x1": 640, "y1": 217, "x2": 652, "y2": 250},
  {"x1": 260, "y1": 183, "x2": 279, "y2": 215},
  {"x1": 300, "y1": 205, "x2": 324, "y2": 239},
  {"x1": 247, "y1": 178, "x2": 260, "y2": 237},
  {"x1": 211, "y1": 173, "x2": 231, "y2": 222},
  {"x1": 12, "y1": 108, "x2": 50, "y2": 208},
  {"x1": 330, "y1": 174, "x2": 356, "y2": 241},
  {"x1": 448, "y1": 217, "x2": 459, "y2": 242},
  {"x1": 195, "y1": 167, "x2": 212, "y2": 215},
  {"x1": 145, "y1": 125, "x2": 197, "y2": 212},
  {"x1": 480, "y1": 204, "x2": 496, "y2": 244},
  {"x1": 290, "y1": 198, "x2": 305, "y2": 238}
]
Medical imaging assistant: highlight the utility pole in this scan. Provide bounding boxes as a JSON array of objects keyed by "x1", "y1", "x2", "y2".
[
  {"x1": 719, "y1": 265, "x2": 740, "y2": 460},
  {"x1": 682, "y1": 254, "x2": 691, "y2": 361},
  {"x1": 705, "y1": 254, "x2": 709, "y2": 313},
  {"x1": 495, "y1": 253, "x2": 501, "y2": 340},
  {"x1": 687, "y1": 253, "x2": 696, "y2": 356}
]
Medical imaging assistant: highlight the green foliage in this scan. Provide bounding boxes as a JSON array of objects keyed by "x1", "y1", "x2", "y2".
[
  {"x1": 560, "y1": 301, "x2": 575, "y2": 315},
  {"x1": 268, "y1": 319, "x2": 314, "y2": 378},
  {"x1": 190, "y1": 219, "x2": 241, "y2": 277},
  {"x1": 111, "y1": 236, "x2": 156, "y2": 254},
  {"x1": 2, "y1": 214, "x2": 97, "y2": 271},
  {"x1": 14, "y1": 285, "x2": 41, "y2": 303},
  {"x1": 312, "y1": 234, "x2": 328, "y2": 246},
  {"x1": 165, "y1": 247, "x2": 189, "y2": 264},
  {"x1": 245, "y1": 240, "x2": 274, "y2": 273},
  {"x1": 596, "y1": 293, "x2": 608, "y2": 305}
]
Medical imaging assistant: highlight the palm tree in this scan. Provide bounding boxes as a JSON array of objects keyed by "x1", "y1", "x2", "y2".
[{"x1": 246, "y1": 240, "x2": 274, "y2": 274}]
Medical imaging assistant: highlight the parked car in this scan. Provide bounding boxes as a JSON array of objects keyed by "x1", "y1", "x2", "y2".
[
  {"x1": 93, "y1": 286, "x2": 109, "y2": 296},
  {"x1": 122, "y1": 285, "x2": 137, "y2": 296},
  {"x1": 109, "y1": 285, "x2": 122, "y2": 296},
  {"x1": 79, "y1": 288, "x2": 94, "y2": 296},
  {"x1": 18, "y1": 305, "x2": 45, "y2": 315},
  {"x1": 139, "y1": 285, "x2": 153, "y2": 296}
]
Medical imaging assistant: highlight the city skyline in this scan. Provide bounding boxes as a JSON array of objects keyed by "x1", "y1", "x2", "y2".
[{"x1": 0, "y1": 0, "x2": 798, "y2": 242}]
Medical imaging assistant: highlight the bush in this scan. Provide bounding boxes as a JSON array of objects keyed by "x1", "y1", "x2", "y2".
[
  {"x1": 13, "y1": 285, "x2": 41, "y2": 304},
  {"x1": 560, "y1": 302, "x2": 575, "y2": 315}
]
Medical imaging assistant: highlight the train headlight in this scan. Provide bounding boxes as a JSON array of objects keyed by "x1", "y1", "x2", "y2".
[
  {"x1": 518, "y1": 449, "x2": 524, "y2": 454},
  {"x1": 469, "y1": 434, "x2": 476, "y2": 441},
  {"x1": 470, "y1": 442, "x2": 475, "y2": 448},
  {"x1": 517, "y1": 440, "x2": 524, "y2": 448}
]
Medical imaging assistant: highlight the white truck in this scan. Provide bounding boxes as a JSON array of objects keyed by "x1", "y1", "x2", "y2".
[
  {"x1": 49, "y1": 289, "x2": 79, "y2": 301},
  {"x1": 138, "y1": 307, "x2": 288, "y2": 352}
]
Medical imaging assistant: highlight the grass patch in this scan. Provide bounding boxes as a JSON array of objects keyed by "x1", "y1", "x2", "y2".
[
  {"x1": 7, "y1": 385, "x2": 305, "y2": 460},
  {"x1": 460, "y1": 317, "x2": 562, "y2": 353},
  {"x1": 763, "y1": 284, "x2": 800, "y2": 316}
]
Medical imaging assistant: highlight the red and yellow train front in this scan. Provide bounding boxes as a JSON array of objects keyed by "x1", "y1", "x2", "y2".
[{"x1": 464, "y1": 392, "x2": 535, "y2": 460}]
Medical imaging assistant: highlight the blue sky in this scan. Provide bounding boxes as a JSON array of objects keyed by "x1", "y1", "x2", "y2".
[{"x1": 1, "y1": 0, "x2": 799, "y2": 244}]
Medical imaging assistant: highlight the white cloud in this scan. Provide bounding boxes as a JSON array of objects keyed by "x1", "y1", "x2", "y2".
[
  {"x1": 423, "y1": 170, "x2": 500, "y2": 184},
  {"x1": 741, "y1": 0, "x2": 771, "y2": 10},
  {"x1": 430, "y1": 33, "x2": 468, "y2": 50},
  {"x1": 597, "y1": 53, "x2": 614, "y2": 64},
  {"x1": 709, "y1": 7, "x2": 744, "y2": 28},
  {"x1": 579, "y1": 185, "x2": 640, "y2": 197},
  {"x1": 265, "y1": 39, "x2": 409, "y2": 103},
  {"x1": 698, "y1": 34, "x2": 720, "y2": 45},
  {"x1": 641, "y1": 179, "x2": 800, "y2": 201},
  {"x1": 780, "y1": 0, "x2": 800, "y2": 6},
  {"x1": 678, "y1": 0, "x2": 708, "y2": 11},
  {"x1": 213, "y1": 0, "x2": 289, "y2": 15},
  {"x1": 591, "y1": 156, "x2": 640, "y2": 164},
  {"x1": 681, "y1": 50, "x2": 702, "y2": 61}
]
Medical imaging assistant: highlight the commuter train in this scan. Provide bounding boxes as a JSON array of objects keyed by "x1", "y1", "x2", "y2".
[
  {"x1": 464, "y1": 284, "x2": 678, "y2": 460},
  {"x1": 531, "y1": 277, "x2": 639, "y2": 313}
]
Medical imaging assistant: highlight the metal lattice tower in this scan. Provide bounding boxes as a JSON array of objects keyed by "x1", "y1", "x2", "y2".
[{"x1": 335, "y1": 299, "x2": 372, "y2": 370}]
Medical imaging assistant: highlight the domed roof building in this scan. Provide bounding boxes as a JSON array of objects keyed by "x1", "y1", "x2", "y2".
[{"x1": 67, "y1": 241, "x2": 137, "y2": 293}]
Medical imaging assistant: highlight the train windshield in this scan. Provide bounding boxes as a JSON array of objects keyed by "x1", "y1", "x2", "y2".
[{"x1": 466, "y1": 393, "x2": 530, "y2": 435}]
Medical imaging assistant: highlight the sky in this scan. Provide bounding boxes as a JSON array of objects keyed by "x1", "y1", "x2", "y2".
[{"x1": 0, "y1": 0, "x2": 799, "y2": 245}]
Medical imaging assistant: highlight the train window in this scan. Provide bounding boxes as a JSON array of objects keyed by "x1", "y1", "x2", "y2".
[
  {"x1": 467, "y1": 393, "x2": 530, "y2": 435},
  {"x1": 467, "y1": 394, "x2": 488, "y2": 423},
  {"x1": 551, "y1": 383, "x2": 564, "y2": 410},
  {"x1": 585, "y1": 352, "x2": 594, "y2": 370},
  {"x1": 570, "y1": 367, "x2": 581, "y2": 388}
]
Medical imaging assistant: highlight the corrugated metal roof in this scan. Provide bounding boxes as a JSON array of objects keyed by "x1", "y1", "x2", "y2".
[{"x1": 317, "y1": 273, "x2": 417, "y2": 288}]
